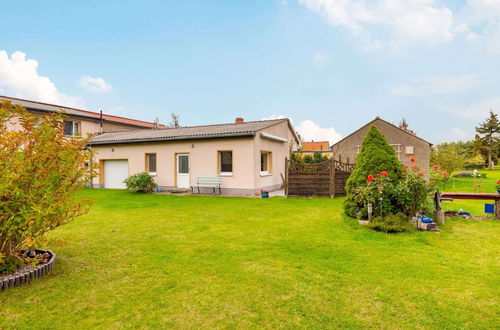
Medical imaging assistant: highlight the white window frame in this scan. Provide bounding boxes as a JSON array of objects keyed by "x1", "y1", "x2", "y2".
[
  {"x1": 64, "y1": 120, "x2": 80, "y2": 136},
  {"x1": 146, "y1": 153, "x2": 157, "y2": 176},
  {"x1": 218, "y1": 151, "x2": 233, "y2": 176},
  {"x1": 260, "y1": 151, "x2": 272, "y2": 176},
  {"x1": 390, "y1": 144, "x2": 402, "y2": 160}
]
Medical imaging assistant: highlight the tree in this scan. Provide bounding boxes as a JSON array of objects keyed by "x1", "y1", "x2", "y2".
[
  {"x1": 430, "y1": 143, "x2": 464, "y2": 175},
  {"x1": 0, "y1": 100, "x2": 94, "y2": 258},
  {"x1": 344, "y1": 126, "x2": 404, "y2": 217},
  {"x1": 475, "y1": 110, "x2": 500, "y2": 169},
  {"x1": 169, "y1": 113, "x2": 180, "y2": 128},
  {"x1": 471, "y1": 134, "x2": 485, "y2": 157}
]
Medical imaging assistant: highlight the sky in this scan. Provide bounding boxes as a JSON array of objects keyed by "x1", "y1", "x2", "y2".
[{"x1": 0, "y1": 0, "x2": 499, "y2": 144}]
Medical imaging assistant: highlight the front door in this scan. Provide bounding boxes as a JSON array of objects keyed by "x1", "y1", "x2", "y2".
[{"x1": 176, "y1": 154, "x2": 190, "y2": 188}]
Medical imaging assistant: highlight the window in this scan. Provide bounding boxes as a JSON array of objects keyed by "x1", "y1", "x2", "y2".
[
  {"x1": 218, "y1": 151, "x2": 233, "y2": 175},
  {"x1": 63, "y1": 120, "x2": 80, "y2": 136},
  {"x1": 146, "y1": 153, "x2": 157, "y2": 174},
  {"x1": 34, "y1": 117, "x2": 43, "y2": 129},
  {"x1": 390, "y1": 144, "x2": 402, "y2": 160},
  {"x1": 260, "y1": 151, "x2": 272, "y2": 175},
  {"x1": 405, "y1": 146, "x2": 414, "y2": 155}
]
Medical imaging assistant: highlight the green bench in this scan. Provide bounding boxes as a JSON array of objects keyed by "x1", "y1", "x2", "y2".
[{"x1": 191, "y1": 176, "x2": 223, "y2": 195}]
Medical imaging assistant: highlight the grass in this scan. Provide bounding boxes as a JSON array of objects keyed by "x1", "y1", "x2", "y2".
[
  {"x1": 1, "y1": 189, "x2": 499, "y2": 329},
  {"x1": 438, "y1": 168, "x2": 499, "y2": 193},
  {"x1": 440, "y1": 169, "x2": 500, "y2": 216}
]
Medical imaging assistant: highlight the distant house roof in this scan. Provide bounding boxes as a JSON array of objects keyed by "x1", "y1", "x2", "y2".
[
  {"x1": 332, "y1": 117, "x2": 432, "y2": 147},
  {"x1": 0, "y1": 95, "x2": 165, "y2": 129},
  {"x1": 301, "y1": 141, "x2": 330, "y2": 151},
  {"x1": 90, "y1": 118, "x2": 298, "y2": 145}
]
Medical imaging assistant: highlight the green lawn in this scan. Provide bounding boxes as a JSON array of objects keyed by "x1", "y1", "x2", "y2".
[
  {"x1": 1, "y1": 190, "x2": 499, "y2": 329},
  {"x1": 441, "y1": 169, "x2": 500, "y2": 216},
  {"x1": 438, "y1": 169, "x2": 499, "y2": 193}
]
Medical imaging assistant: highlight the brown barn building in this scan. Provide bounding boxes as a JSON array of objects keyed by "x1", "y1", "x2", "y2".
[{"x1": 331, "y1": 117, "x2": 432, "y2": 177}]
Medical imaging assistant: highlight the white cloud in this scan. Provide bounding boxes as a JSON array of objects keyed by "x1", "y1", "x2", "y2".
[
  {"x1": 296, "y1": 119, "x2": 342, "y2": 145},
  {"x1": 426, "y1": 75, "x2": 480, "y2": 94},
  {"x1": 299, "y1": 0, "x2": 458, "y2": 50},
  {"x1": 389, "y1": 84, "x2": 415, "y2": 96},
  {"x1": 0, "y1": 50, "x2": 84, "y2": 107},
  {"x1": 312, "y1": 52, "x2": 330, "y2": 67},
  {"x1": 450, "y1": 97, "x2": 500, "y2": 120},
  {"x1": 261, "y1": 115, "x2": 341, "y2": 145},
  {"x1": 78, "y1": 75, "x2": 112, "y2": 92},
  {"x1": 299, "y1": 0, "x2": 500, "y2": 51},
  {"x1": 390, "y1": 74, "x2": 480, "y2": 96},
  {"x1": 435, "y1": 128, "x2": 473, "y2": 142}
]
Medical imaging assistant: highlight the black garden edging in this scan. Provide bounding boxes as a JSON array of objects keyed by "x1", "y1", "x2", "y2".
[{"x1": 0, "y1": 250, "x2": 56, "y2": 292}]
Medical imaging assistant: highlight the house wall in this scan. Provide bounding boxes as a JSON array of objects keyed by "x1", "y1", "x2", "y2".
[
  {"x1": 332, "y1": 119, "x2": 431, "y2": 177},
  {"x1": 102, "y1": 122, "x2": 145, "y2": 133},
  {"x1": 253, "y1": 120, "x2": 298, "y2": 192},
  {"x1": 91, "y1": 137, "x2": 258, "y2": 194},
  {"x1": 91, "y1": 120, "x2": 299, "y2": 195}
]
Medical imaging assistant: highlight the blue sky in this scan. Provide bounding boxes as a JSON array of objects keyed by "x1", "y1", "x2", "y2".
[{"x1": 0, "y1": 0, "x2": 499, "y2": 144}]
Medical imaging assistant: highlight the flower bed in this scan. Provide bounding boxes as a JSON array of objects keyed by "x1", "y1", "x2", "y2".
[{"x1": 0, "y1": 250, "x2": 56, "y2": 292}]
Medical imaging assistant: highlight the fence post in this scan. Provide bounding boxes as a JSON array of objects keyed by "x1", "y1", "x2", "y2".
[
  {"x1": 285, "y1": 157, "x2": 289, "y2": 197},
  {"x1": 330, "y1": 158, "x2": 335, "y2": 198}
]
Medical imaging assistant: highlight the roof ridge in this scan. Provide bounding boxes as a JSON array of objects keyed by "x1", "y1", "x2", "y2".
[
  {"x1": 332, "y1": 117, "x2": 432, "y2": 146},
  {"x1": 95, "y1": 118, "x2": 288, "y2": 136}
]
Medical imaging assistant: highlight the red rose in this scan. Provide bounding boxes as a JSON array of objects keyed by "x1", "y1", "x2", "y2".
[
  {"x1": 410, "y1": 158, "x2": 416, "y2": 162},
  {"x1": 441, "y1": 171, "x2": 447, "y2": 176},
  {"x1": 380, "y1": 171, "x2": 388, "y2": 176},
  {"x1": 403, "y1": 165, "x2": 408, "y2": 169},
  {"x1": 411, "y1": 166, "x2": 416, "y2": 170},
  {"x1": 432, "y1": 164, "x2": 439, "y2": 169},
  {"x1": 420, "y1": 172, "x2": 425, "y2": 177},
  {"x1": 366, "y1": 174, "x2": 374, "y2": 182}
]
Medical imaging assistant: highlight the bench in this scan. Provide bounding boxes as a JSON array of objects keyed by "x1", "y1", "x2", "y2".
[{"x1": 191, "y1": 176, "x2": 223, "y2": 195}]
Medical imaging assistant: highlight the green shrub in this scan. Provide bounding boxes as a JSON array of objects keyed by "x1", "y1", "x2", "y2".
[
  {"x1": 0, "y1": 255, "x2": 25, "y2": 275},
  {"x1": 124, "y1": 172, "x2": 157, "y2": 193},
  {"x1": 344, "y1": 126, "x2": 404, "y2": 217},
  {"x1": 366, "y1": 213, "x2": 414, "y2": 233}
]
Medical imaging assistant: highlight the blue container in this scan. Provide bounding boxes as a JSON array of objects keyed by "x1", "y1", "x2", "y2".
[
  {"x1": 261, "y1": 192, "x2": 269, "y2": 198},
  {"x1": 485, "y1": 203, "x2": 495, "y2": 214}
]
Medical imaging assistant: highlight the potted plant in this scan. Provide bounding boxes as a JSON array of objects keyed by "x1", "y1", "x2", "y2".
[
  {"x1": 260, "y1": 189, "x2": 269, "y2": 198},
  {"x1": 496, "y1": 180, "x2": 500, "y2": 194}
]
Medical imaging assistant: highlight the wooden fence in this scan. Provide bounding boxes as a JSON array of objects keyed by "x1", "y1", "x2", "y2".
[{"x1": 285, "y1": 158, "x2": 355, "y2": 197}]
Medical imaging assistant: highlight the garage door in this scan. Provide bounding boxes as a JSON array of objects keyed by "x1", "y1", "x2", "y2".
[{"x1": 104, "y1": 160, "x2": 129, "y2": 189}]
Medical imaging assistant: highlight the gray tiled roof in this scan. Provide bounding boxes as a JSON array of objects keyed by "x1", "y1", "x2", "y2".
[
  {"x1": 90, "y1": 119, "x2": 289, "y2": 145},
  {"x1": 0, "y1": 95, "x2": 162, "y2": 128}
]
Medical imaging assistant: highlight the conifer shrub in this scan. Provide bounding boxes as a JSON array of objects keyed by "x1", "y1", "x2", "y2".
[{"x1": 344, "y1": 126, "x2": 404, "y2": 218}]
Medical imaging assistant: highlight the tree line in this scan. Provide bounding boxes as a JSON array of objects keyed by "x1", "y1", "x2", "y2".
[{"x1": 431, "y1": 110, "x2": 499, "y2": 174}]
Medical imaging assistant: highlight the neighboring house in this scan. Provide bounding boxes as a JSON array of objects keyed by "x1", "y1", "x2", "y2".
[
  {"x1": 331, "y1": 117, "x2": 432, "y2": 176},
  {"x1": 89, "y1": 118, "x2": 300, "y2": 195},
  {"x1": 1, "y1": 95, "x2": 165, "y2": 135},
  {"x1": 295, "y1": 141, "x2": 333, "y2": 159}
]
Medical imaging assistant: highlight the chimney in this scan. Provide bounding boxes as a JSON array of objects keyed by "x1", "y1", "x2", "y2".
[{"x1": 235, "y1": 117, "x2": 244, "y2": 124}]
